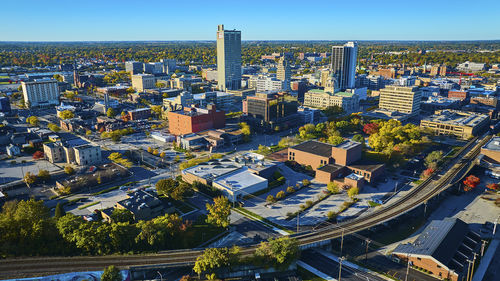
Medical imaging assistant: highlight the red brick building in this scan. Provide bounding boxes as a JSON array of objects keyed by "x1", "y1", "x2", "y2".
[
  {"x1": 392, "y1": 218, "x2": 481, "y2": 281},
  {"x1": 448, "y1": 90, "x2": 469, "y2": 101},
  {"x1": 167, "y1": 104, "x2": 225, "y2": 136},
  {"x1": 128, "y1": 108, "x2": 151, "y2": 121}
]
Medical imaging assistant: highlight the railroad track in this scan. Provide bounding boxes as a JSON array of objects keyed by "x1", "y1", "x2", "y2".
[{"x1": 0, "y1": 134, "x2": 490, "y2": 279}]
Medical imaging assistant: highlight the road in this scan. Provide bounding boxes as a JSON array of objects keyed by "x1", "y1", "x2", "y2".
[
  {"x1": 300, "y1": 250, "x2": 386, "y2": 281},
  {"x1": 0, "y1": 134, "x2": 490, "y2": 279}
]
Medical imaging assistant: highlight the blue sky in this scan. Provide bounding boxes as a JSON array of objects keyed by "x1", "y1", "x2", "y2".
[{"x1": 2, "y1": 0, "x2": 499, "y2": 41}]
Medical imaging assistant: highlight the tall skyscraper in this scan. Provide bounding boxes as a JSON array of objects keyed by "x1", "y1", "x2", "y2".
[
  {"x1": 276, "y1": 57, "x2": 291, "y2": 85},
  {"x1": 331, "y1": 42, "x2": 358, "y2": 90},
  {"x1": 217, "y1": 24, "x2": 241, "y2": 91}
]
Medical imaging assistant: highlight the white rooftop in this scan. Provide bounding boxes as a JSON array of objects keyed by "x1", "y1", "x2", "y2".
[{"x1": 213, "y1": 167, "x2": 267, "y2": 192}]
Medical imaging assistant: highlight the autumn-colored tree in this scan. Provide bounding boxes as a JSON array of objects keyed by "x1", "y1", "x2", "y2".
[
  {"x1": 486, "y1": 183, "x2": 500, "y2": 191},
  {"x1": 363, "y1": 123, "x2": 379, "y2": 135},
  {"x1": 463, "y1": 175, "x2": 480, "y2": 192},
  {"x1": 422, "y1": 167, "x2": 435, "y2": 179},
  {"x1": 32, "y1": 151, "x2": 44, "y2": 160}
]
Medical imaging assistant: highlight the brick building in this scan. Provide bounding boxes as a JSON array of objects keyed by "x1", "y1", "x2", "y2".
[
  {"x1": 393, "y1": 218, "x2": 481, "y2": 281},
  {"x1": 167, "y1": 104, "x2": 225, "y2": 135},
  {"x1": 448, "y1": 90, "x2": 469, "y2": 101},
  {"x1": 288, "y1": 140, "x2": 384, "y2": 185},
  {"x1": 128, "y1": 108, "x2": 151, "y2": 121},
  {"x1": 470, "y1": 96, "x2": 498, "y2": 108}
]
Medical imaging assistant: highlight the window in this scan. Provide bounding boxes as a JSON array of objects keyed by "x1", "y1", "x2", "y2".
[{"x1": 417, "y1": 257, "x2": 421, "y2": 261}]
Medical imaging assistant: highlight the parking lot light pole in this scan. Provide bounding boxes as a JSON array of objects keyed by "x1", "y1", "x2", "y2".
[{"x1": 405, "y1": 254, "x2": 411, "y2": 281}]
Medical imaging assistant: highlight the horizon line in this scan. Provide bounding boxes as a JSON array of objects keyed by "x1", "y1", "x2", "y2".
[{"x1": 1, "y1": 39, "x2": 500, "y2": 43}]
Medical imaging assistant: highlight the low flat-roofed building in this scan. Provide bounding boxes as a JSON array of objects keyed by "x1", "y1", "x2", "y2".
[
  {"x1": 421, "y1": 96, "x2": 460, "y2": 113},
  {"x1": 420, "y1": 110, "x2": 489, "y2": 140},
  {"x1": 182, "y1": 159, "x2": 241, "y2": 185},
  {"x1": 128, "y1": 107, "x2": 151, "y2": 120},
  {"x1": 116, "y1": 190, "x2": 173, "y2": 221},
  {"x1": 392, "y1": 218, "x2": 481, "y2": 281},
  {"x1": 43, "y1": 142, "x2": 65, "y2": 163},
  {"x1": 212, "y1": 167, "x2": 268, "y2": 202},
  {"x1": 73, "y1": 144, "x2": 101, "y2": 166},
  {"x1": 481, "y1": 137, "x2": 500, "y2": 163},
  {"x1": 362, "y1": 109, "x2": 414, "y2": 122}
]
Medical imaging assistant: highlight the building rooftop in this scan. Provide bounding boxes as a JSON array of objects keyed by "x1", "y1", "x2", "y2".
[
  {"x1": 291, "y1": 140, "x2": 334, "y2": 158},
  {"x1": 335, "y1": 91, "x2": 355, "y2": 97},
  {"x1": 346, "y1": 173, "x2": 364, "y2": 181},
  {"x1": 482, "y1": 137, "x2": 500, "y2": 151},
  {"x1": 317, "y1": 164, "x2": 344, "y2": 174},
  {"x1": 423, "y1": 110, "x2": 489, "y2": 127},
  {"x1": 182, "y1": 159, "x2": 241, "y2": 181},
  {"x1": 213, "y1": 167, "x2": 268, "y2": 192},
  {"x1": 335, "y1": 140, "x2": 361, "y2": 150},
  {"x1": 347, "y1": 160, "x2": 385, "y2": 172},
  {"x1": 393, "y1": 218, "x2": 480, "y2": 272},
  {"x1": 117, "y1": 190, "x2": 162, "y2": 214}
]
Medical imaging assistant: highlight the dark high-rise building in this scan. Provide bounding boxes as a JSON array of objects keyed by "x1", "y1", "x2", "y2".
[
  {"x1": 0, "y1": 96, "x2": 11, "y2": 112},
  {"x1": 331, "y1": 42, "x2": 358, "y2": 90}
]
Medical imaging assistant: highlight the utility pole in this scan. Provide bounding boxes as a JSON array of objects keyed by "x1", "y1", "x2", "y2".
[
  {"x1": 365, "y1": 239, "x2": 371, "y2": 261},
  {"x1": 481, "y1": 240, "x2": 487, "y2": 256},
  {"x1": 466, "y1": 259, "x2": 473, "y2": 281},
  {"x1": 338, "y1": 256, "x2": 345, "y2": 281},
  {"x1": 404, "y1": 254, "x2": 411, "y2": 281},
  {"x1": 469, "y1": 253, "x2": 478, "y2": 281},
  {"x1": 424, "y1": 201, "x2": 428, "y2": 217},
  {"x1": 340, "y1": 228, "x2": 344, "y2": 257},
  {"x1": 494, "y1": 215, "x2": 499, "y2": 235},
  {"x1": 297, "y1": 213, "x2": 300, "y2": 233}
]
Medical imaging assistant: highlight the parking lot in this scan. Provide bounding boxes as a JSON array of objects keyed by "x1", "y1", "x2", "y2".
[
  {"x1": 0, "y1": 156, "x2": 62, "y2": 184},
  {"x1": 241, "y1": 165, "x2": 407, "y2": 228}
]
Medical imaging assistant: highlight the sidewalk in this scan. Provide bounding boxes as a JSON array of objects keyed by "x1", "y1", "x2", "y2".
[{"x1": 297, "y1": 260, "x2": 337, "y2": 281}]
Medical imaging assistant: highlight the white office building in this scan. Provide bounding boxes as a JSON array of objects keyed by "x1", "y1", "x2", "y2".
[
  {"x1": 248, "y1": 75, "x2": 285, "y2": 93},
  {"x1": 21, "y1": 79, "x2": 60, "y2": 108},
  {"x1": 217, "y1": 24, "x2": 242, "y2": 91}
]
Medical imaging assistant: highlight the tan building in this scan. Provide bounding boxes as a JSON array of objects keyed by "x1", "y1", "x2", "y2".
[
  {"x1": 276, "y1": 57, "x2": 291, "y2": 83},
  {"x1": 73, "y1": 145, "x2": 102, "y2": 166},
  {"x1": 420, "y1": 110, "x2": 489, "y2": 139},
  {"x1": 43, "y1": 142, "x2": 101, "y2": 166},
  {"x1": 304, "y1": 89, "x2": 359, "y2": 113},
  {"x1": 379, "y1": 86, "x2": 422, "y2": 117},
  {"x1": 43, "y1": 142, "x2": 65, "y2": 163},
  {"x1": 131, "y1": 74, "x2": 155, "y2": 92},
  {"x1": 21, "y1": 79, "x2": 60, "y2": 108}
]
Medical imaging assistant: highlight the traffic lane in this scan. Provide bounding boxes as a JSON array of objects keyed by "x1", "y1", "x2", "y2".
[
  {"x1": 365, "y1": 254, "x2": 437, "y2": 281},
  {"x1": 300, "y1": 250, "x2": 385, "y2": 281}
]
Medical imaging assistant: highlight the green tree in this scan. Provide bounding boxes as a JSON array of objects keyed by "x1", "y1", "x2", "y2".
[
  {"x1": 38, "y1": 169, "x2": 51, "y2": 182},
  {"x1": 107, "y1": 108, "x2": 116, "y2": 118},
  {"x1": 26, "y1": 116, "x2": 39, "y2": 126},
  {"x1": 266, "y1": 195, "x2": 276, "y2": 203},
  {"x1": 347, "y1": 186, "x2": 359, "y2": 199},
  {"x1": 24, "y1": 172, "x2": 37, "y2": 185},
  {"x1": 276, "y1": 190, "x2": 285, "y2": 199},
  {"x1": 255, "y1": 237, "x2": 299, "y2": 269},
  {"x1": 59, "y1": 110, "x2": 74, "y2": 119},
  {"x1": 156, "y1": 178, "x2": 178, "y2": 196},
  {"x1": 424, "y1": 150, "x2": 443, "y2": 169},
  {"x1": 327, "y1": 182, "x2": 339, "y2": 194},
  {"x1": 193, "y1": 246, "x2": 240, "y2": 276},
  {"x1": 206, "y1": 196, "x2": 231, "y2": 228},
  {"x1": 327, "y1": 135, "x2": 344, "y2": 146},
  {"x1": 110, "y1": 209, "x2": 134, "y2": 223},
  {"x1": 64, "y1": 165, "x2": 75, "y2": 175},
  {"x1": 54, "y1": 202, "x2": 65, "y2": 219},
  {"x1": 48, "y1": 123, "x2": 61, "y2": 132},
  {"x1": 352, "y1": 134, "x2": 364, "y2": 144},
  {"x1": 302, "y1": 179, "x2": 311, "y2": 187},
  {"x1": 101, "y1": 265, "x2": 122, "y2": 281}
]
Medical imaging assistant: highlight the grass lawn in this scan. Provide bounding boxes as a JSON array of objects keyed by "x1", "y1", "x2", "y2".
[
  {"x1": 161, "y1": 196, "x2": 196, "y2": 214},
  {"x1": 297, "y1": 266, "x2": 326, "y2": 281},
  {"x1": 180, "y1": 223, "x2": 225, "y2": 248},
  {"x1": 368, "y1": 200, "x2": 382, "y2": 207}
]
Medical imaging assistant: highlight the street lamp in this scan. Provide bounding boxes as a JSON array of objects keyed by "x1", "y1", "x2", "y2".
[
  {"x1": 338, "y1": 256, "x2": 345, "y2": 281},
  {"x1": 156, "y1": 271, "x2": 163, "y2": 281}
]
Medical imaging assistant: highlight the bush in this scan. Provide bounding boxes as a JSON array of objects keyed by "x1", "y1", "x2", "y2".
[
  {"x1": 327, "y1": 211, "x2": 337, "y2": 220},
  {"x1": 266, "y1": 195, "x2": 276, "y2": 203},
  {"x1": 286, "y1": 186, "x2": 295, "y2": 193},
  {"x1": 305, "y1": 200, "x2": 313, "y2": 207},
  {"x1": 276, "y1": 191, "x2": 285, "y2": 199},
  {"x1": 302, "y1": 179, "x2": 311, "y2": 186}
]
